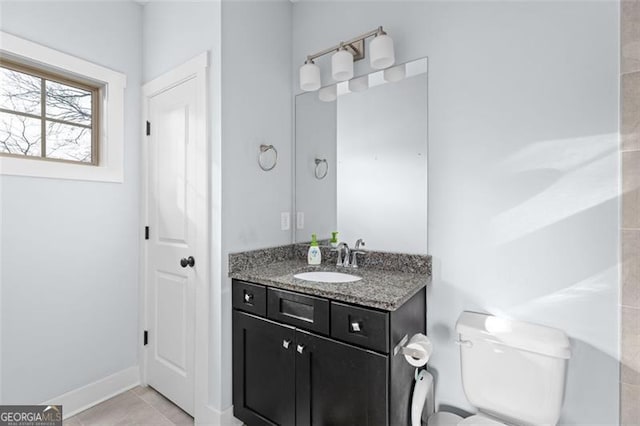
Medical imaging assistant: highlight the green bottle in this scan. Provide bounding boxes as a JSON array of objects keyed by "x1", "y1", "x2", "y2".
[{"x1": 330, "y1": 231, "x2": 339, "y2": 248}]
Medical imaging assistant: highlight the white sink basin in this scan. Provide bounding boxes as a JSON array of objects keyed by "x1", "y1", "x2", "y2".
[{"x1": 294, "y1": 271, "x2": 362, "y2": 283}]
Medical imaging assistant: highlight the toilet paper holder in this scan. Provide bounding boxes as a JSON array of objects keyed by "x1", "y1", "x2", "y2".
[{"x1": 393, "y1": 334, "x2": 424, "y2": 359}]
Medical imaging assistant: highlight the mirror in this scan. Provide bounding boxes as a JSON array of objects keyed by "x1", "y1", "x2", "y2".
[{"x1": 294, "y1": 58, "x2": 428, "y2": 254}]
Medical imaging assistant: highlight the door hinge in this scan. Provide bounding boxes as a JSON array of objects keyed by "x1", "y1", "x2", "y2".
[
  {"x1": 146, "y1": 121, "x2": 151, "y2": 136},
  {"x1": 143, "y1": 330, "x2": 148, "y2": 346},
  {"x1": 145, "y1": 226, "x2": 149, "y2": 240}
]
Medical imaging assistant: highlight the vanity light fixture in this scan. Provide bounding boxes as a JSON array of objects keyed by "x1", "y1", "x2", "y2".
[
  {"x1": 370, "y1": 28, "x2": 395, "y2": 69},
  {"x1": 332, "y1": 44, "x2": 354, "y2": 81},
  {"x1": 300, "y1": 59, "x2": 321, "y2": 91},
  {"x1": 299, "y1": 26, "x2": 395, "y2": 92},
  {"x1": 318, "y1": 84, "x2": 337, "y2": 102},
  {"x1": 383, "y1": 63, "x2": 406, "y2": 83},
  {"x1": 349, "y1": 75, "x2": 369, "y2": 92}
]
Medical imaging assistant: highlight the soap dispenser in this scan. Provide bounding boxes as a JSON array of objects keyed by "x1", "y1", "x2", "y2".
[
  {"x1": 307, "y1": 233, "x2": 322, "y2": 265},
  {"x1": 330, "y1": 231, "x2": 339, "y2": 248}
]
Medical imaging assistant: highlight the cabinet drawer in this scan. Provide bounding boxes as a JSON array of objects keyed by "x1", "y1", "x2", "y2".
[
  {"x1": 267, "y1": 288, "x2": 329, "y2": 335},
  {"x1": 232, "y1": 280, "x2": 267, "y2": 316},
  {"x1": 331, "y1": 302, "x2": 389, "y2": 353}
]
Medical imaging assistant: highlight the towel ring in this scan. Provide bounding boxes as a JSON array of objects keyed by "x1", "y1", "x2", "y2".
[
  {"x1": 314, "y1": 158, "x2": 328, "y2": 180},
  {"x1": 258, "y1": 144, "x2": 277, "y2": 171}
]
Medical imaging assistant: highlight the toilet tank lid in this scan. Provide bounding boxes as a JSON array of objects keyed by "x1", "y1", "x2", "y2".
[{"x1": 455, "y1": 312, "x2": 571, "y2": 359}]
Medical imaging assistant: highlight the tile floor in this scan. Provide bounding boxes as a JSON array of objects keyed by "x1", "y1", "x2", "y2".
[{"x1": 64, "y1": 386, "x2": 194, "y2": 426}]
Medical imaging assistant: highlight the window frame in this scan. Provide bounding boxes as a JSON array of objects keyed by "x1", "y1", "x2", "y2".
[
  {"x1": 0, "y1": 58, "x2": 101, "y2": 166},
  {"x1": 0, "y1": 31, "x2": 126, "y2": 183}
]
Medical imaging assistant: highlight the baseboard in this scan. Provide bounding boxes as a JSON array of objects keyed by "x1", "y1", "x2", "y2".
[
  {"x1": 197, "y1": 404, "x2": 243, "y2": 426},
  {"x1": 220, "y1": 405, "x2": 243, "y2": 426},
  {"x1": 42, "y1": 366, "x2": 140, "y2": 419}
]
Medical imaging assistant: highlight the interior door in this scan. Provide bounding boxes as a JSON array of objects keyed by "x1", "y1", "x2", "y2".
[
  {"x1": 233, "y1": 311, "x2": 296, "y2": 426},
  {"x1": 295, "y1": 329, "x2": 389, "y2": 426},
  {"x1": 145, "y1": 76, "x2": 200, "y2": 415}
]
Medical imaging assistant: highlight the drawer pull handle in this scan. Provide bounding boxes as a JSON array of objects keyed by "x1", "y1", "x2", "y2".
[
  {"x1": 297, "y1": 344, "x2": 305, "y2": 354},
  {"x1": 351, "y1": 322, "x2": 362, "y2": 332},
  {"x1": 283, "y1": 339, "x2": 291, "y2": 349},
  {"x1": 244, "y1": 293, "x2": 253, "y2": 303}
]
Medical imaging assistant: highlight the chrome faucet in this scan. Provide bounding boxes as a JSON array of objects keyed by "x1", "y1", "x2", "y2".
[
  {"x1": 334, "y1": 242, "x2": 350, "y2": 267},
  {"x1": 351, "y1": 239, "x2": 366, "y2": 268}
]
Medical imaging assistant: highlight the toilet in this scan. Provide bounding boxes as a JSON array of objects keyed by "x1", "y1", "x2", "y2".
[{"x1": 428, "y1": 311, "x2": 571, "y2": 426}]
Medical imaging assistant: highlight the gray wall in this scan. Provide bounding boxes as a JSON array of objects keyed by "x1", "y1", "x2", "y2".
[
  {"x1": 292, "y1": 1, "x2": 620, "y2": 424},
  {"x1": 142, "y1": 2, "x2": 219, "y2": 82},
  {"x1": 221, "y1": 0, "x2": 292, "y2": 409},
  {"x1": 0, "y1": 1, "x2": 142, "y2": 403}
]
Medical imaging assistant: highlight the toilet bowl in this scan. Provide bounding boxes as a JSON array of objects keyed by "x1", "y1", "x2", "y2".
[
  {"x1": 427, "y1": 412, "x2": 463, "y2": 426},
  {"x1": 420, "y1": 311, "x2": 571, "y2": 426},
  {"x1": 428, "y1": 413, "x2": 505, "y2": 426},
  {"x1": 457, "y1": 414, "x2": 508, "y2": 425}
]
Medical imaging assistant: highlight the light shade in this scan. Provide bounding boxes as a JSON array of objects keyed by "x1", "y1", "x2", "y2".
[
  {"x1": 384, "y1": 64, "x2": 406, "y2": 82},
  {"x1": 299, "y1": 61, "x2": 321, "y2": 91},
  {"x1": 349, "y1": 75, "x2": 369, "y2": 92},
  {"x1": 370, "y1": 33, "x2": 395, "y2": 70},
  {"x1": 318, "y1": 85, "x2": 337, "y2": 102},
  {"x1": 331, "y1": 49, "x2": 354, "y2": 81}
]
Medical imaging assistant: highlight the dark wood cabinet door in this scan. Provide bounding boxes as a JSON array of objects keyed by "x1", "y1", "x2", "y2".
[
  {"x1": 233, "y1": 311, "x2": 296, "y2": 426},
  {"x1": 295, "y1": 329, "x2": 389, "y2": 426}
]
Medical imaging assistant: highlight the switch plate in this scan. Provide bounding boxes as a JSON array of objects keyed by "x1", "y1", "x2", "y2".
[
  {"x1": 281, "y1": 212, "x2": 290, "y2": 230},
  {"x1": 296, "y1": 212, "x2": 304, "y2": 230}
]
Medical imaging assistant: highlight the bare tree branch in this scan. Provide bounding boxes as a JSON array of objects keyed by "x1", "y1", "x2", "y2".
[{"x1": 1, "y1": 67, "x2": 93, "y2": 162}]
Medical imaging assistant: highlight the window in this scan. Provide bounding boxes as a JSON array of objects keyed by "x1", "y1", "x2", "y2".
[
  {"x1": 0, "y1": 60, "x2": 100, "y2": 165},
  {"x1": 0, "y1": 31, "x2": 126, "y2": 182}
]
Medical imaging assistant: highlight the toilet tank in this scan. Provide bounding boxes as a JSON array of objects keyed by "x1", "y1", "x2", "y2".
[{"x1": 455, "y1": 312, "x2": 571, "y2": 426}]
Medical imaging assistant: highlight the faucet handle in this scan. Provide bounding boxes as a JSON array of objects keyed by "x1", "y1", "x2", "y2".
[
  {"x1": 350, "y1": 250, "x2": 366, "y2": 268},
  {"x1": 332, "y1": 244, "x2": 344, "y2": 266},
  {"x1": 355, "y1": 239, "x2": 366, "y2": 250},
  {"x1": 333, "y1": 242, "x2": 351, "y2": 267}
]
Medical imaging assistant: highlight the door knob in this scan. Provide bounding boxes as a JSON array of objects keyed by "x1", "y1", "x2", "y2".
[{"x1": 180, "y1": 256, "x2": 195, "y2": 268}]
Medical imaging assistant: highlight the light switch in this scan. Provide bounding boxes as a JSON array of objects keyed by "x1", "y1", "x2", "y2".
[
  {"x1": 296, "y1": 212, "x2": 304, "y2": 230},
  {"x1": 281, "y1": 212, "x2": 290, "y2": 230}
]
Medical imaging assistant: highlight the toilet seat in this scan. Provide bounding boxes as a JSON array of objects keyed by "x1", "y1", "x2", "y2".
[{"x1": 458, "y1": 414, "x2": 507, "y2": 425}]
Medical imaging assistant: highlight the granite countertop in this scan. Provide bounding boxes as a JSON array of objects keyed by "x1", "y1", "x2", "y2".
[{"x1": 229, "y1": 258, "x2": 429, "y2": 311}]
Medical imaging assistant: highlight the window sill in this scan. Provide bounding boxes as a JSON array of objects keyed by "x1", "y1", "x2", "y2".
[{"x1": 0, "y1": 155, "x2": 123, "y2": 182}]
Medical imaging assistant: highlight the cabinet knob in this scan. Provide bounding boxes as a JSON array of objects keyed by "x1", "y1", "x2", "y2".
[
  {"x1": 244, "y1": 293, "x2": 253, "y2": 303},
  {"x1": 283, "y1": 339, "x2": 291, "y2": 349},
  {"x1": 297, "y1": 344, "x2": 305, "y2": 354},
  {"x1": 351, "y1": 322, "x2": 362, "y2": 332}
]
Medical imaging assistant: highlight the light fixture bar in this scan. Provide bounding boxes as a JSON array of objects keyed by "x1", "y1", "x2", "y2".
[
  {"x1": 299, "y1": 25, "x2": 394, "y2": 92},
  {"x1": 305, "y1": 26, "x2": 385, "y2": 63}
]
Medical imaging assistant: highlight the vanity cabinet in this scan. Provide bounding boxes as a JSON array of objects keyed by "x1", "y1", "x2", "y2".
[
  {"x1": 232, "y1": 312, "x2": 296, "y2": 425},
  {"x1": 232, "y1": 279, "x2": 426, "y2": 426},
  {"x1": 294, "y1": 328, "x2": 388, "y2": 425}
]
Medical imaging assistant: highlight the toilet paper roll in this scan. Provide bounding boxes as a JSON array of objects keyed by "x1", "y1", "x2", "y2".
[{"x1": 404, "y1": 333, "x2": 433, "y2": 367}]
